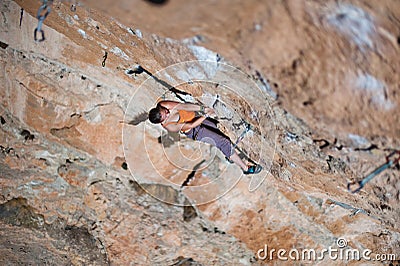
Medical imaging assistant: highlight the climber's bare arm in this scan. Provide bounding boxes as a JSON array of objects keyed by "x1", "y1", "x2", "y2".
[
  {"x1": 158, "y1": 100, "x2": 202, "y2": 112},
  {"x1": 159, "y1": 101, "x2": 216, "y2": 116},
  {"x1": 163, "y1": 116, "x2": 207, "y2": 132}
]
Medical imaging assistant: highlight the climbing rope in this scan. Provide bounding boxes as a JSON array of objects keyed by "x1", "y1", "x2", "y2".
[{"x1": 348, "y1": 150, "x2": 400, "y2": 193}]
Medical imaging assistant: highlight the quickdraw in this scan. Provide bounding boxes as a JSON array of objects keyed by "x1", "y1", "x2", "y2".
[
  {"x1": 102, "y1": 51, "x2": 108, "y2": 67},
  {"x1": 34, "y1": 0, "x2": 53, "y2": 42},
  {"x1": 19, "y1": 8, "x2": 24, "y2": 28},
  {"x1": 348, "y1": 150, "x2": 400, "y2": 193},
  {"x1": 232, "y1": 122, "x2": 251, "y2": 151}
]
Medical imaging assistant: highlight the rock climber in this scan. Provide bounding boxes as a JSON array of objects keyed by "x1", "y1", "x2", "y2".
[{"x1": 148, "y1": 100, "x2": 262, "y2": 175}]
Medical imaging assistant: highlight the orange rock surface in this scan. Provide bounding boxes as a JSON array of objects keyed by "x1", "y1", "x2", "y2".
[{"x1": 1, "y1": 0, "x2": 399, "y2": 265}]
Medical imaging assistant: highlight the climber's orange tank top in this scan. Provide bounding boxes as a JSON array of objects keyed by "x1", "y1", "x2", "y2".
[{"x1": 163, "y1": 110, "x2": 196, "y2": 126}]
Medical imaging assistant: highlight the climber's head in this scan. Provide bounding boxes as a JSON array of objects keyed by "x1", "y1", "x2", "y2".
[{"x1": 149, "y1": 105, "x2": 169, "y2": 124}]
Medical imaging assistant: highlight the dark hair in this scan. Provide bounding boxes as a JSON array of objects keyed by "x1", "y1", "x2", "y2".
[{"x1": 148, "y1": 106, "x2": 162, "y2": 123}]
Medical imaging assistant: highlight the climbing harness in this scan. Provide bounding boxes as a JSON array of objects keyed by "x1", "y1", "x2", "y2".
[
  {"x1": 34, "y1": 0, "x2": 53, "y2": 42},
  {"x1": 198, "y1": 97, "x2": 252, "y2": 149},
  {"x1": 348, "y1": 150, "x2": 400, "y2": 193}
]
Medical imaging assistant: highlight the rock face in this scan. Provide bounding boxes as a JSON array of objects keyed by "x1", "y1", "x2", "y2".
[{"x1": 1, "y1": 0, "x2": 399, "y2": 265}]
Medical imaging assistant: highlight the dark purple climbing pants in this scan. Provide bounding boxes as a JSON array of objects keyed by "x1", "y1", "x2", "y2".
[{"x1": 184, "y1": 119, "x2": 233, "y2": 158}]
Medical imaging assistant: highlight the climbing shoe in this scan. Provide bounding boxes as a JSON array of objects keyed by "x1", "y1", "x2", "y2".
[{"x1": 243, "y1": 165, "x2": 262, "y2": 175}]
